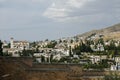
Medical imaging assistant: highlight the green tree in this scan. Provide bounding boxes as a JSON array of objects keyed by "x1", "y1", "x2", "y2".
[
  {"x1": 20, "y1": 48, "x2": 34, "y2": 57},
  {"x1": 0, "y1": 40, "x2": 3, "y2": 56},
  {"x1": 59, "y1": 56, "x2": 71, "y2": 63},
  {"x1": 46, "y1": 41, "x2": 57, "y2": 48},
  {"x1": 45, "y1": 39, "x2": 49, "y2": 41},
  {"x1": 104, "y1": 72, "x2": 120, "y2": 80},
  {"x1": 80, "y1": 41, "x2": 93, "y2": 52},
  {"x1": 50, "y1": 54, "x2": 53, "y2": 63},
  {"x1": 41, "y1": 55, "x2": 45, "y2": 62},
  {"x1": 59, "y1": 39, "x2": 62, "y2": 43},
  {"x1": 70, "y1": 39, "x2": 73, "y2": 43},
  {"x1": 30, "y1": 41, "x2": 37, "y2": 48},
  {"x1": 98, "y1": 38, "x2": 104, "y2": 45},
  {"x1": 35, "y1": 46, "x2": 39, "y2": 53},
  {"x1": 69, "y1": 46, "x2": 73, "y2": 57}
]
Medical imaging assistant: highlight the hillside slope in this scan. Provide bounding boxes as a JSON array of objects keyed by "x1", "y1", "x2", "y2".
[{"x1": 77, "y1": 23, "x2": 120, "y2": 40}]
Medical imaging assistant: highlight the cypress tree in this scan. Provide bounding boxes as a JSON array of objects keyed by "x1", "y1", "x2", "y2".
[{"x1": 0, "y1": 40, "x2": 3, "y2": 56}]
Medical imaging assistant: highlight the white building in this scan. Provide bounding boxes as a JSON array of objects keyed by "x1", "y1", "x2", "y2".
[
  {"x1": 90, "y1": 55, "x2": 101, "y2": 64},
  {"x1": 3, "y1": 38, "x2": 30, "y2": 57},
  {"x1": 111, "y1": 65, "x2": 117, "y2": 71},
  {"x1": 3, "y1": 48, "x2": 21, "y2": 57},
  {"x1": 55, "y1": 49, "x2": 69, "y2": 56},
  {"x1": 2, "y1": 40, "x2": 8, "y2": 47},
  {"x1": 38, "y1": 41, "x2": 50, "y2": 48},
  {"x1": 10, "y1": 37, "x2": 29, "y2": 50}
]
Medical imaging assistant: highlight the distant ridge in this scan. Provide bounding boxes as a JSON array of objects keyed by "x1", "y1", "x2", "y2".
[{"x1": 77, "y1": 23, "x2": 120, "y2": 40}]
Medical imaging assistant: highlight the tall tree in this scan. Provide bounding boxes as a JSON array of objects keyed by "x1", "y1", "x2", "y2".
[
  {"x1": 69, "y1": 46, "x2": 73, "y2": 57},
  {"x1": 41, "y1": 55, "x2": 45, "y2": 62},
  {"x1": 0, "y1": 40, "x2": 3, "y2": 56}
]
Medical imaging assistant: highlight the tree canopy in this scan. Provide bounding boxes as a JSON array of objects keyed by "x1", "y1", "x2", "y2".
[{"x1": 0, "y1": 40, "x2": 3, "y2": 56}]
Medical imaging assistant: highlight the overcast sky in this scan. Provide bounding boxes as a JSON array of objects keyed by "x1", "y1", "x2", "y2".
[{"x1": 0, "y1": 0, "x2": 120, "y2": 41}]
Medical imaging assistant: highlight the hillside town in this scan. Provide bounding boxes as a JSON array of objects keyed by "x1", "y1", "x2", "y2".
[{"x1": 1, "y1": 33, "x2": 120, "y2": 71}]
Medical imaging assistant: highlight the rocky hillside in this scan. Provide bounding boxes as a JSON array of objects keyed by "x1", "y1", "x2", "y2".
[{"x1": 77, "y1": 23, "x2": 120, "y2": 40}]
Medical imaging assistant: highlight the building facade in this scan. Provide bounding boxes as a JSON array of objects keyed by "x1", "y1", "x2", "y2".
[{"x1": 10, "y1": 37, "x2": 29, "y2": 50}]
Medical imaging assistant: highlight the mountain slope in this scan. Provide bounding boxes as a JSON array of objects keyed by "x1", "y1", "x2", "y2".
[{"x1": 77, "y1": 23, "x2": 120, "y2": 40}]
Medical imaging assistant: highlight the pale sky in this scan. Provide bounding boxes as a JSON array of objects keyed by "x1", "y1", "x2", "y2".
[{"x1": 0, "y1": 0, "x2": 120, "y2": 41}]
